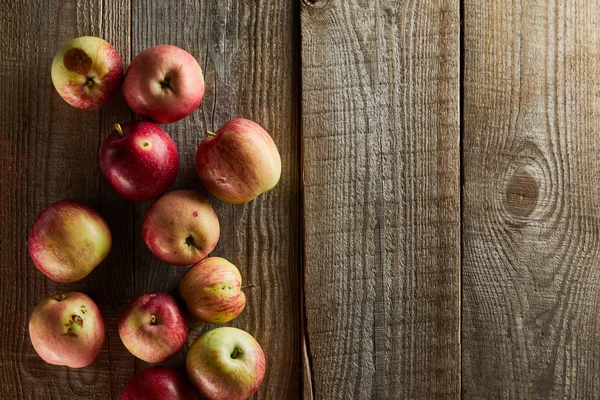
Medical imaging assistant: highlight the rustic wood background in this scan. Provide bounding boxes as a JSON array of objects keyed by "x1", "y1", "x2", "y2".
[{"x1": 0, "y1": 0, "x2": 598, "y2": 399}]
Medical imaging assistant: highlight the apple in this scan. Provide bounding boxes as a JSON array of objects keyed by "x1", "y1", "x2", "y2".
[
  {"x1": 29, "y1": 292, "x2": 105, "y2": 368},
  {"x1": 179, "y1": 257, "x2": 246, "y2": 324},
  {"x1": 51, "y1": 36, "x2": 123, "y2": 109},
  {"x1": 28, "y1": 200, "x2": 112, "y2": 283},
  {"x1": 186, "y1": 327, "x2": 266, "y2": 400},
  {"x1": 118, "y1": 292, "x2": 188, "y2": 364},
  {"x1": 123, "y1": 45, "x2": 204, "y2": 124},
  {"x1": 121, "y1": 366, "x2": 199, "y2": 400},
  {"x1": 142, "y1": 190, "x2": 220, "y2": 266},
  {"x1": 99, "y1": 121, "x2": 179, "y2": 202},
  {"x1": 195, "y1": 118, "x2": 281, "y2": 204}
]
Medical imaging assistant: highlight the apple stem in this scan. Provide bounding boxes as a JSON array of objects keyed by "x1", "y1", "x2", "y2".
[
  {"x1": 205, "y1": 130, "x2": 217, "y2": 137},
  {"x1": 115, "y1": 123, "x2": 124, "y2": 137},
  {"x1": 230, "y1": 347, "x2": 243, "y2": 359},
  {"x1": 150, "y1": 315, "x2": 157, "y2": 325},
  {"x1": 241, "y1": 283, "x2": 256, "y2": 290}
]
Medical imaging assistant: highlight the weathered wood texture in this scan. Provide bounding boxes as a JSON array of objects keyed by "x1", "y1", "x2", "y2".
[
  {"x1": 0, "y1": 1, "x2": 134, "y2": 398},
  {"x1": 462, "y1": 1, "x2": 600, "y2": 398},
  {"x1": 130, "y1": 1, "x2": 301, "y2": 399},
  {"x1": 301, "y1": 1, "x2": 460, "y2": 398}
]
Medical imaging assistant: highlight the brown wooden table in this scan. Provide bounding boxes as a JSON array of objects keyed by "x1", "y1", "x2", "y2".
[{"x1": 2, "y1": 1, "x2": 599, "y2": 399}]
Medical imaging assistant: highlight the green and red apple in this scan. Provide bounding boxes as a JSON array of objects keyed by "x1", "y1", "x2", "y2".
[
  {"x1": 195, "y1": 118, "x2": 281, "y2": 204},
  {"x1": 179, "y1": 257, "x2": 246, "y2": 324},
  {"x1": 124, "y1": 45, "x2": 204, "y2": 124},
  {"x1": 28, "y1": 200, "x2": 112, "y2": 283},
  {"x1": 186, "y1": 327, "x2": 266, "y2": 400},
  {"x1": 29, "y1": 292, "x2": 105, "y2": 368},
  {"x1": 118, "y1": 293, "x2": 188, "y2": 364},
  {"x1": 51, "y1": 36, "x2": 123, "y2": 109},
  {"x1": 142, "y1": 190, "x2": 220, "y2": 266}
]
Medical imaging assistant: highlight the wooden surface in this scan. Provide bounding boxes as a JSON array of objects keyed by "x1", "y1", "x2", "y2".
[
  {"x1": 301, "y1": 0, "x2": 460, "y2": 399},
  {"x1": 462, "y1": 0, "x2": 600, "y2": 398},
  {"x1": 3, "y1": 0, "x2": 600, "y2": 399}
]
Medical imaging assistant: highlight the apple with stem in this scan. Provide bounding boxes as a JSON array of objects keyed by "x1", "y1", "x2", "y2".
[
  {"x1": 179, "y1": 257, "x2": 246, "y2": 324},
  {"x1": 195, "y1": 118, "x2": 281, "y2": 204},
  {"x1": 118, "y1": 293, "x2": 188, "y2": 364},
  {"x1": 99, "y1": 121, "x2": 179, "y2": 202},
  {"x1": 123, "y1": 45, "x2": 204, "y2": 124},
  {"x1": 121, "y1": 366, "x2": 199, "y2": 400},
  {"x1": 28, "y1": 200, "x2": 112, "y2": 283},
  {"x1": 142, "y1": 190, "x2": 220, "y2": 266},
  {"x1": 186, "y1": 327, "x2": 266, "y2": 400},
  {"x1": 29, "y1": 292, "x2": 105, "y2": 368},
  {"x1": 51, "y1": 36, "x2": 123, "y2": 109}
]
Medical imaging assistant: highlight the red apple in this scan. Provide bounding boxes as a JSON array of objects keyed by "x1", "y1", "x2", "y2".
[
  {"x1": 121, "y1": 366, "x2": 199, "y2": 400},
  {"x1": 179, "y1": 257, "x2": 246, "y2": 324},
  {"x1": 28, "y1": 200, "x2": 112, "y2": 283},
  {"x1": 186, "y1": 327, "x2": 266, "y2": 400},
  {"x1": 142, "y1": 190, "x2": 220, "y2": 266},
  {"x1": 123, "y1": 45, "x2": 204, "y2": 124},
  {"x1": 51, "y1": 36, "x2": 123, "y2": 109},
  {"x1": 99, "y1": 121, "x2": 179, "y2": 202},
  {"x1": 29, "y1": 292, "x2": 105, "y2": 368},
  {"x1": 118, "y1": 293, "x2": 188, "y2": 363},
  {"x1": 195, "y1": 118, "x2": 281, "y2": 204}
]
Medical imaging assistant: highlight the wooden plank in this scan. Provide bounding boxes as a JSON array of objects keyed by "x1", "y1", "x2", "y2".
[
  {"x1": 301, "y1": 1, "x2": 460, "y2": 398},
  {"x1": 462, "y1": 1, "x2": 600, "y2": 398},
  {"x1": 0, "y1": 0, "x2": 134, "y2": 398},
  {"x1": 130, "y1": 1, "x2": 301, "y2": 399}
]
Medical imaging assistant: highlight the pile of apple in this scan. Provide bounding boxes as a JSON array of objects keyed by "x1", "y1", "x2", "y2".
[{"x1": 27, "y1": 36, "x2": 281, "y2": 400}]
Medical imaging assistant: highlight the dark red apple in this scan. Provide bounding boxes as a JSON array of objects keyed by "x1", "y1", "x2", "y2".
[
  {"x1": 29, "y1": 292, "x2": 105, "y2": 368},
  {"x1": 121, "y1": 366, "x2": 199, "y2": 400},
  {"x1": 99, "y1": 121, "x2": 179, "y2": 202},
  {"x1": 142, "y1": 190, "x2": 220, "y2": 266},
  {"x1": 179, "y1": 257, "x2": 246, "y2": 324},
  {"x1": 118, "y1": 293, "x2": 188, "y2": 364},
  {"x1": 195, "y1": 118, "x2": 281, "y2": 204},
  {"x1": 123, "y1": 45, "x2": 204, "y2": 124}
]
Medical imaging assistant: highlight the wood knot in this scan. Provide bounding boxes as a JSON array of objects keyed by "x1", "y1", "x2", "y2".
[{"x1": 505, "y1": 169, "x2": 540, "y2": 218}]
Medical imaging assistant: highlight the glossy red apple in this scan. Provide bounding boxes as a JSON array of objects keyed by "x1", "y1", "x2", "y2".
[
  {"x1": 121, "y1": 366, "x2": 199, "y2": 400},
  {"x1": 118, "y1": 293, "x2": 188, "y2": 364},
  {"x1": 142, "y1": 190, "x2": 220, "y2": 266},
  {"x1": 29, "y1": 292, "x2": 105, "y2": 368},
  {"x1": 123, "y1": 45, "x2": 204, "y2": 124},
  {"x1": 28, "y1": 200, "x2": 112, "y2": 283},
  {"x1": 186, "y1": 327, "x2": 266, "y2": 400},
  {"x1": 179, "y1": 257, "x2": 246, "y2": 324},
  {"x1": 99, "y1": 121, "x2": 179, "y2": 202},
  {"x1": 195, "y1": 118, "x2": 281, "y2": 204},
  {"x1": 51, "y1": 36, "x2": 123, "y2": 109}
]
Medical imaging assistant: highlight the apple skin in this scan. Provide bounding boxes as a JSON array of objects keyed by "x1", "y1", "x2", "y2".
[
  {"x1": 51, "y1": 36, "x2": 123, "y2": 109},
  {"x1": 123, "y1": 45, "x2": 204, "y2": 124},
  {"x1": 29, "y1": 292, "x2": 105, "y2": 368},
  {"x1": 99, "y1": 121, "x2": 179, "y2": 202},
  {"x1": 195, "y1": 118, "x2": 281, "y2": 204},
  {"x1": 142, "y1": 190, "x2": 220, "y2": 266},
  {"x1": 28, "y1": 200, "x2": 112, "y2": 283},
  {"x1": 118, "y1": 293, "x2": 188, "y2": 364},
  {"x1": 186, "y1": 327, "x2": 266, "y2": 400},
  {"x1": 179, "y1": 257, "x2": 246, "y2": 324},
  {"x1": 121, "y1": 366, "x2": 199, "y2": 400}
]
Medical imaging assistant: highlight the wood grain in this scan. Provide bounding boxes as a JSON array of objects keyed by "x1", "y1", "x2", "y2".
[
  {"x1": 130, "y1": 1, "x2": 301, "y2": 399},
  {"x1": 462, "y1": 1, "x2": 600, "y2": 398},
  {"x1": 301, "y1": 0, "x2": 460, "y2": 398},
  {"x1": 0, "y1": 0, "x2": 134, "y2": 398}
]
